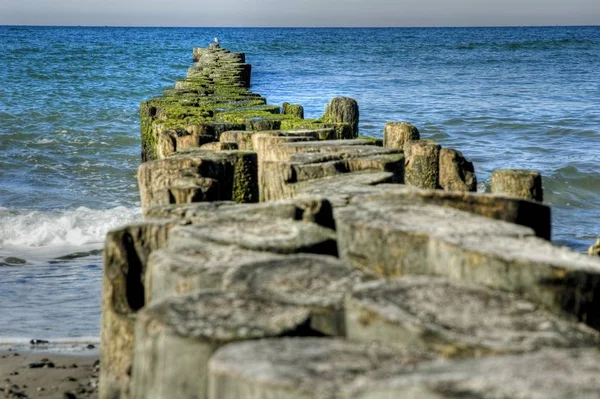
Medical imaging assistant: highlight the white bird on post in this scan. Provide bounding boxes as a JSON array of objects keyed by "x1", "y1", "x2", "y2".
[{"x1": 214, "y1": 37, "x2": 220, "y2": 47}]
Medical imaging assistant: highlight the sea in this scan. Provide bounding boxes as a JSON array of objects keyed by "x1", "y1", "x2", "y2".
[{"x1": 0, "y1": 26, "x2": 599, "y2": 342}]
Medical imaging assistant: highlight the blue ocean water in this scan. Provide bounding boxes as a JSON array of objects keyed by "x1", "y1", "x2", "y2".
[{"x1": 0, "y1": 26, "x2": 599, "y2": 339}]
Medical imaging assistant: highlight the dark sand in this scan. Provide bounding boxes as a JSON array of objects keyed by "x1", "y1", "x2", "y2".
[{"x1": 0, "y1": 346, "x2": 98, "y2": 399}]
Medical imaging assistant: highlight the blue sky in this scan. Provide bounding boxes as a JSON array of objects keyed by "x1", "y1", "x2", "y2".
[{"x1": 1, "y1": 0, "x2": 599, "y2": 27}]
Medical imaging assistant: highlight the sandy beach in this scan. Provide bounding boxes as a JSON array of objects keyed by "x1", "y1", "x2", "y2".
[{"x1": 0, "y1": 346, "x2": 98, "y2": 399}]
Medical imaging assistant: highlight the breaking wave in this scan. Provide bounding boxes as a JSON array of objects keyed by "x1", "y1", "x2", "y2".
[{"x1": 0, "y1": 206, "x2": 141, "y2": 251}]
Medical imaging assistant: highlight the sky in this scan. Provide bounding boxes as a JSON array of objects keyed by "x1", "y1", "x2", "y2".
[{"x1": 1, "y1": 0, "x2": 599, "y2": 27}]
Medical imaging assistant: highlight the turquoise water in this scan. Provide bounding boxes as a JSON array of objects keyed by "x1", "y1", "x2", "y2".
[{"x1": 0, "y1": 26, "x2": 599, "y2": 339}]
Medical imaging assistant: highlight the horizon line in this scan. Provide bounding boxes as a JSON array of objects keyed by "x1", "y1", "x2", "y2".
[{"x1": 1, "y1": 23, "x2": 599, "y2": 29}]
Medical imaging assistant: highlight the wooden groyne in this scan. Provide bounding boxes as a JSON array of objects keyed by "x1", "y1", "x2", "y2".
[{"x1": 100, "y1": 44, "x2": 600, "y2": 399}]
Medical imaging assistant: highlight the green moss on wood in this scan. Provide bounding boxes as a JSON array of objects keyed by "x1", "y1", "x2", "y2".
[
  {"x1": 357, "y1": 135, "x2": 384, "y2": 146},
  {"x1": 141, "y1": 46, "x2": 360, "y2": 161},
  {"x1": 231, "y1": 152, "x2": 259, "y2": 203},
  {"x1": 140, "y1": 101, "x2": 158, "y2": 162}
]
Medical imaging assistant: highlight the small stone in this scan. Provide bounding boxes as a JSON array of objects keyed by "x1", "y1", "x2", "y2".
[
  {"x1": 70, "y1": 364, "x2": 78, "y2": 368},
  {"x1": 63, "y1": 392, "x2": 77, "y2": 399},
  {"x1": 36, "y1": 387, "x2": 44, "y2": 392},
  {"x1": 65, "y1": 377, "x2": 77, "y2": 382},
  {"x1": 29, "y1": 339, "x2": 49, "y2": 345},
  {"x1": 28, "y1": 360, "x2": 54, "y2": 369},
  {"x1": 6, "y1": 384, "x2": 27, "y2": 399},
  {"x1": 86, "y1": 344, "x2": 95, "y2": 350}
]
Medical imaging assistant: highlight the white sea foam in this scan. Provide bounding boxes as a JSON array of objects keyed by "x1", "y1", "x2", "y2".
[
  {"x1": 0, "y1": 336, "x2": 99, "y2": 345},
  {"x1": 0, "y1": 206, "x2": 142, "y2": 255},
  {"x1": 477, "y1": 181, "x2": 489, "y2": 194},
  {"x1": 0, "y1": 337, "x2": 100, "y2": 354},
  {"x1": 35, "y1": 138, "x2": 56, "y2": 144}
]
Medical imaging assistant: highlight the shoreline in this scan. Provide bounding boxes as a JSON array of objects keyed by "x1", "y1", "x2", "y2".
[
  {"x1": 0, "y1": 346, "x2": 98, "y2": 399},
  {"x1": 0, "y1": 339, "x2": 100, "y2": 354}
]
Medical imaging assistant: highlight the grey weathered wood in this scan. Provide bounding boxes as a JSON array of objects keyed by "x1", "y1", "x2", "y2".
[
  {"x1": 145, "y1": 244, "x2": 282, "y2": 303},
  {"x1": 130, "y1": 291, "x2": 322, "y2": 399},
  {"x1": 335, "y1": 201, "x2": 534, "y2": 277},
  {"x1": 346, "y1": 276, "x2": 600, "y2": 357},
  {"x1": 261, "y1": 147, "x2": 404, "y2": 201},
  {"x1": 145, "y1": 197, "x2": 336, "y2": 230},
  {"x1": 252, "y1": 132, "x2": 317, "y2": 201},
  {"x1": 404, "y1": 140, "x2": 441, "y2": 189},
  {"x1": 271, "y1": 139, "x2": 382, "y2": 162},
  {"x1": 438, "y1": 148, "x2": 477, "y2": 192},
  {"x1": 223, "y1": 253, "x2": 374, "y2": 335},
  {"x1": 348, "y1": 348, "x2": 600, "y2": 398},
  {"x1": 491, "y1": 169, "x2": 543, "y2": 202},
  {"x1": 168, "y1": 215, "x2": 338, "y2": 256},
  {"x1": 590, "y1": 238, "x2": 600, "y2": 257},
  {"x1": 218, "y1": 131, "x2": 254, "y2": 151},
  {"x1": 354, "y1": 186, "x2": 551, "y2": 239},
  {"x1": 428, "y1": 234, "x2": 600, "y2": 329},
  {"x1": 137, "y1": 149, "x2": 258, "y2": 212},
  {"x1": 294, "y1": 172, "x2": 396, "y2": 207},
  {"x1": 100, "y1": 218, "x2": 181, "y2": 399},
  {"x1": 102, "y1": 198, "x2": 334, "y2": 398},
  {"x1": 200, "y1": 141, "x2": 238, "y2": 151},
  {"x1": 383, "y1": 121, "x2": 420, "y2": 149},
  {"x1": 208, "y1": 338, "x2": 437, "y2": 399},
  {"x1": 322, "y1": 97, "x2": 359, "y2": 138},
  {"x1": 143, "y1": 201, "x2": 233, "y2": 220}
]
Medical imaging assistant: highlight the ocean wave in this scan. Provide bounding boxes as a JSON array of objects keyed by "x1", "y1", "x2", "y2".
[
  {"x1": 0, "y1": 206, "x2": 142, "y2": 249},
  {"x1": 34, "y1": 138, "x2": 56, "y2": 144},
  {"x1": 455, "y1": 38, "x2": 598, "y2": 51},
  {"x1": 544, "y1": 167, "x2": 600, "y2": 208}
]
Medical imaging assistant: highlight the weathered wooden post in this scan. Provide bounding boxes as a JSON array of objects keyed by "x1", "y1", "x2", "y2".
[
  {"x1": 589, "y1": 239, "x2": 600, "y2": 257},
  {"x1": 322, "y1": 97, "x2": 359, "y2": 138},
  {"x1": 403, "y1": 140, "x2": 441, "y2": 189},
  {"x1": 282, "y1": 102, "x2": 304, "y2": 119},
  {"x1": 491, "y1": 169, "x2": 543, "y2": 202},
  {"x1": 383, "y1": 121, "x2": 420, "y2": 149},
  {"x1": 439, "y1": 148, "x2": 477, "y2": 192}
]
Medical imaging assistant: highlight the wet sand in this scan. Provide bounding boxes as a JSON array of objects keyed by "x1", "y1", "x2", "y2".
[{"x1": 0, "y1": 347, "x2": 98, "y2": 399}]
